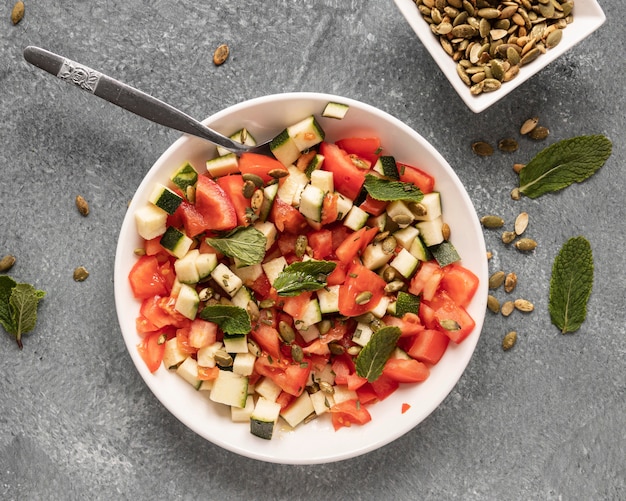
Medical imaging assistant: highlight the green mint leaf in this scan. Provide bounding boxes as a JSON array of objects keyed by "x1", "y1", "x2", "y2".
[
  {"x1": 0, "y1": 275, "x2": 18, "y2": 334},
  {"x1": 518, "y1": 135, "x2": 612, "y2": 199},
  {"x1": 199, "y1": 304, "x2": 251, "y2": 335},
  {"x1": 206, "y1": 226, "x2": 266, "y2": 266},
  {"x1": 363, "y1": 174, "x2": 424, "y2": 202},
  {"x1": 549, "y1": 236, "x2": 594, "y2": 334},
  {"x1": 394, "y1": 291, "x2": 420, "y2": 317},
  {"x1": 355, "y1": 326, "x2": 401, "y2": 382},
  {"x1": 273, "y1": 260, "x2": 337, "y2": 296}
]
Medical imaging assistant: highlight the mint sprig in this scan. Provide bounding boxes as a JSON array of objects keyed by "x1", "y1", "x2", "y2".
[
  {"x1": 549, "y1": 236, "x2": 594, "y2": 334},
  {"x1": 363, "y1": 174, "x2": 424, "y2": 202},
  {"x1": 199, "y1": 304, "x2": 251, "y2": 335},
  {"x1": 0, "y1": 276, "x2": 46, "y2": 349},
  {"x1": 355, "y1": 326, "x2": 401, "y2": 382},
  {"x1": 273, "y1": 260, "x2": 337, "y2": 296},
  {"x1": 206, "y1": 226, "x2": 266, "y2": 266},
  {"x1": 518, "y1": 135, "x2": 612, "y2": 198}
]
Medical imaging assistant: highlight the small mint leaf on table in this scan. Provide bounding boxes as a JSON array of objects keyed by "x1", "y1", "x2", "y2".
[
  {"x1": 549, "y1": 236, "x2": 594, "y2": 334},
  {"x1": 0, "y1": 276, "x2": 46, "y2": 349},
  {"x1": 518, "y1": 135, "x2": 612, "y2": 198},
  {"x1": 355, "y1": 326, "x2": 401, "y2": 382}
]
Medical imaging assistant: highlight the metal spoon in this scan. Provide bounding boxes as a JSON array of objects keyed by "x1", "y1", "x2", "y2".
[{"x1": 23, "y1": 46, "x2": 272, "y2": 155}]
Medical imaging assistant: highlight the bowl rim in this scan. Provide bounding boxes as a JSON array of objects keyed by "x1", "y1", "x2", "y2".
[{"x1": 114, "y1": 91, "x2": 489, "y2": 464}]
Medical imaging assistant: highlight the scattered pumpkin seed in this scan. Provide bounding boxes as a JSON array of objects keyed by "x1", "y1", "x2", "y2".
[
  {"x1": 291, "y1": 344, "x2": 304, "y2": 363},
  {"x1": 481, "y1": 215, "x2": 505, "y2": 229},
  {"x1": 247, "y1": 339, "x2": 262, "y2": 357},
  {"x1": 502, "y1": 331, "x2": 517, "y2": 351},
  {"x1": 382, "y1": 266, "x2": 399, "y2": 283},
  {"x1": 498, "y1": 138, "x2": 519, "y2": 153},
  {"x1": 520, "y1": 117, "x2": 539, "y2": 135},
  {"x1": 242, "y1": 180, "x2": 256, "y2": 199},
  {"x1": 472, "y1": 141, "x2": 494, "y2": 156},
  {"x1": 515, "y1": 238, "x2": 537, "y2": 251},
  {"x1": 347, "y1": 345, "x2": 362, "y2": 356},
  {"x1": 510, "y1": 187, "x2": 522, "y2": 200},
  {"x1": 514, "y1": 212, "x2": 529, "y2": 235},
  {"x1": 319, "y1": 380, "x2": 335, "y2": 394},
  {"x1": 278, "y1": 320, "x2": 296, "y2": 344},
  {"x1": 442, "y1": 222, "x2": 451, "y2": 241},
  {"x1": 355, "y1": 291, "x2": 373, "y2": 305},
  {"x1": 384, "y1": 280, "x2": 405, "y2": 294},
  {"x1": 199, "y1": 287, "x2": 214, "y2": 302},
  {"x1": 513, "y1": 163, "x2": 525, "y2": 174},
  {"x1": 502, "y1": 230, "x2": 517, "y2": 244},
  {"x1": 501, "y1": 300, "x2": 515, "y2": 316},
  {"x1": 246, "y1": 300, "x2": 260, "y2": 322},
  {"x1": 214, "y1": 350, "x2": 233, "y2": 367},
  {"x1": 486, "y1": 251, "x2": 493, "y2": 260},
  {"x1": 409, "y1": 202, "x2": 428, "y2": 217},
  {"x1": 259, "y1": 298, "x2": 275, "y2": 309},
  {"x1": 268, "y1": 168, "x2": 289, "y2": 179},
  {"x1": 318, "y1": 319, "x2": 332, "y2": 335},
  {"x1": 133, "y1": 248, "x2": 146, "y2": 256},
  {"x1": 295, "y1": 235, "x2": 307, "y2": 258},
  {"x1": 489, "y1": 270, "x2": 506, "y2": 289},
  {"x1": 381, "y1": 236, "x2": 397, "y2": 254},
  {"x1": 212, "y1": 44, "x2": 229, "y2": 66},
  {"x1": 242, "y1": 173, "x2": 264, "y2": 188},
  {"x1": 328, "y1": 342, "x2": 345, "y2": 355},
  {"x1": 514, "y1": 298, "x2": 534, "y2": 312},
  {"x1": 0, "y1": 254, "x2": 16, "y2": 272},
  {"x1": 392, "y1": 214, "x2": 413, "y2": 226},
  {"x1": 504, "y1": 272, "x2": 518, "y2": 293},
  {"x1": 440, "y1": 319, "x2": 461, "y2": 332},
  {"x1": 75, "y1": 195, "x2": 89, "y2": 216},
  {"x1": 487, "y1": 294, "x2": 500, "y2": 313},
  {"x1": 529, "y1": 125, "x2": 550, "y2": 140},
  {"x1": 11, "y1": 1, "x2": 24, "y2": 25},
  {"x1": 73, "y1": 266, "x2": 89, "y2": 282},
  {"x1": 250, "y1": 189, "x2": 264, "y2": 212}
]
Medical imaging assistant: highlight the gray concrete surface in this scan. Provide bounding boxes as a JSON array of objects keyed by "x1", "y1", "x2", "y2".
[{"x1": 1, "y1": 1, "x2": 624, "y2": 499}]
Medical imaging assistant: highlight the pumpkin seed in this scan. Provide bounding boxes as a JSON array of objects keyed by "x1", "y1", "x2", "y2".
[
  {"x1": 250, "y1": 189, "x2": 264, "y2": 212},
  {"x1": 382, "y1": 266, "x2": 399, "y2": 283},
  {"x1": 73, "y1": 266, "x2": 89, "y2": 282},
  {"x1": 0, "y1": 254, "x2": 16, "y2": 272},
  {"x1": 504, "y1": 272, "x2": 518, "y2": 293},
  {"x1": 382, "y1": 236, "x2": 397, "y2": 254},
  {"x1": 318, "y1": 319, "x2": 332, "y2": 335},
  {"x1": 319, "y1": 381, "x2": 335, "y2": 394},
  {"x1": 513, "y1": 163, "x2": 525, "y2": 174},
  {"x1": 502, "y1": 230, "x2": 517, "y2": 244},
  {"x1": 355, "y1": 291, "x2": 373, "y2": 305},
  {"x1": 489, "y1": 270, "x2": 506, "y2": 289},
  {"x1": 246, "y1": 300, "x2": 260, "y2": 322},
  {"x1": 11, "y1": 1, "x2": 24, "y2": 25},
  {"x1": 440, "y1": 319, "x2": 461, "y2": 332},
  {"x1": 442, "y1": 222, "x2": 451, "y2": 241},
  {"x1": 199, "y1": 287, "x2": 214, "y2": 302},
  {"x1": 384, "y1": 280, "x2": 405, "y2": 294},
  {"x1": 213, "y1": 44, "x2": 230, "y2": 66},
  {"x1": 502, "y1": 331, "x2": 517, "y2": 351},
  {"x1": 409, "y1": 202, "x2": 428, "y2": 217},
  {"x1": 487, "y1": 294, "x2": 501, "y2": 313},
  {"x1": 514, "y1": 298, "x2": 534, "y2": 312},
  {"x1": 545, "y1": 28, "x2": 563, "y2": 48},
  {"x1": 75, "y1": 195, "x2": 90, "y2": 216},
  {"x1": 134, "y1": 248, "x2": 146, "y2": 256},
  {"x1": 529, "y1": 125, "x2": 550, "y2": 140},
  {"x1": 481, "y1": 215, "x2": 505, "y2": 229},
  {"x1": 247, "y1": 339, "x2": 262, "y2": 357},
  {"x1": 501, "y1": 300, "x2": 515, "y2": 316},
  {"x1": 514, "y1": 212, "x2": 529, "y2": 235},
  {"x1": 259, "y1": 298, "x2": 275, "y2": 309},
  {"x1": 510, "y1": 187, "x2": 522, "y2": 200},
  {"x1": 328, "y1": 342, "x2": 345, "y2": 355},
  {"x1": 278, "y1": 320, "x2": 296, "y2": 344},
  {"x1": 498, "y1": 138, "x2": 519, "y2": 153},
  {"x1": 392, "y1": 214, "x2": 413, "y2": 226},
  {"x1": 515, "y1": 238, "x2": 537, "y2": 251},
  {"x1": 472, "y1": 141, "x2": 494, "y2": 156},
  {"x1": 242, "y1": 173, "x2": 264, "y2": 188},
  {"x1": 242, "y1": 180, "x2": 256, "y2": 199},
  {"x1": 268, "y1": 168, "x2": 288, "y2": 179},
  {"x1": 291, "y1": 344, "x2": 304, "y2": 363},
  {"x1": 214, "y1": 350, "x2": 233, "y2": 367}
]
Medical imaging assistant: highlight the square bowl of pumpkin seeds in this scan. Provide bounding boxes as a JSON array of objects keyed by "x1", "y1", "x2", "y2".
[{"x1": 394, "y1": 0, "x2": 606, "y2": 113}]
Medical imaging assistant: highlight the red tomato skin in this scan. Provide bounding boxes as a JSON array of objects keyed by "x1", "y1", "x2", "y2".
[
  {"x1": 409, "y1": 260, "x2": 445, "y2": 302},
  {"x1": 255, "y1": 355, "x2": 312, "y2": 397},
  {"x1": 239, "y1": 152, "x2": 288, "y2": 184},
  {"x1": 329, "y1": 399, "x2": 372, "y2": 431},
  {"x1": 188, "y1": 318, "x2": 218, "y2": 349},
  {"x1": 249, "y1": 323, "x2": 282, "y2": 360},
  {"x1": 335, "y1": 137, "x2": 382, "y2": 167},
  {"x1": 270, "y1": 198, "x2": 308, "y2": 234},
  {"x1": 440, "y1": 263, "x2": 480, "y2": 308},
  {"x1": 326, "y1": 260, "x2": 347, "y2": 286},
  {"x1": 383, "y1": 313, "x2": 426, "y2": 337},
  {"x1": 369, "y1": 373, "x2": 400, "y2": 401},
  {"x1": 137, "y1": 331, "x2": 166, "y2": 373},
  {"x1": 426, "y1": 291, "x2": 476, "y2": 344},
  {"x1": 128, "y1": 255, "x2": 170, "y2": 299},
  {"x1": 338, "y1": 263, "x2": 387, "y2": 317},
  {"x1": 320, "y1": 193, "x2": 339, "y2": 225},
  {"x1": 308, "y1": 229, "x2": 333, "y2": 259},
  {"x1": 216, "y1": 175, "x2": 251, "y2": 227},
  {"x1": 382, "y1": 358, "x2": 430, "y2": 383},
  {"x1": 398, "y1": 163, "x2": 435, "y2": 194},
  {"x1": 195, "y1": 175, "x2": 238, "y2": 231},
  {"x1": 320, "y1": 142, "x2": 366, "y2": 200},
  {"x1": 335, "y1": 227, "x2": 367, "y2": 264},
  {"x1": 407, "y1": 329, "x2": 450, "y2": 365},
  {"x1": 359, "y1": 195, "x2": 388, "y2": 216}
]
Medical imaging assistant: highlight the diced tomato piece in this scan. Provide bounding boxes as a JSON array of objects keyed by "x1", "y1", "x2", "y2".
[
  {"x1": 197, "y1": 365, "x2": 220, "y2": 381},
  {"x1": 137, "y1": 331, "x2": 166, "y2": 373},
  {"x1": 276, "y1": 234, "x2": 298, "y2": 257},
  {"x1": 346, "y1": 372, "x2": 368, "y2": 391},
  {"x1": 255, "y1": 354, "x2": 311, "y2": 397},
  {"x1": 401, "y1": 403, "x2": 411, "y2": 414},
  {"x1": 356, "y1": 384, "x2": 379, "y2": 405},
  {"x1": 239, "y1": 152, "x2": 288, "y2": 184},
  {"x1": 383, "y1": 312, "x2": 425, "y2": 337},
  {"x1": 270, "y1": 197, "x2": 308, "y2": 234},
  {"x1": 398, "y1": 163, "x2": 435, "y2": 194},
  {"x1": 426, "y1": 290, "x2": 476, "y2": 344},
  {"x1": 382, "y1": 358, "x2": 430, "y2": 383},
  {"x1": 302, "y1": 338, "x2": 331, "y2": 356},
  {"x1": 249, "y1": 272, "x2": 272, "y2": 298},
  {"x1": 335, "y1": 137, "x2": 382, "y2": 167},
  {"x1": 144, "y1": 237, "x2": 166, "y2": 257},
  {"x1": 136, "y1": 315, "x2": 159, "y2": 334},
  {"x1": 440, "y1": 263, "x2": 480, "y2": 308},
  {"x1": 319, "y1": 319, "x2": 352, "y2": 345},
  {"x1": 157, "y1": 296, "x2": 191, "y2": 328},
  {"x1": 320, "y1": 142, "x2": 367, "y2": 200},
  {"x1": 409, "y1": 260, "x2": 444, "y2": 301},
  {"x1": 419, "y1": 301, "x2": 438, "y2": 329},
  {"x1": 216, "y1": 175, "x2": 251, "y2": 227},
  {"x1": 407, "y1": 329, "x2": 450, "y2": 365},
  {"x1": 329, "y1": 399, "x2": 372, "y2": 430},
  {"x1": 187, "y1": 318, "x2": 218, "y2": 349},
  {"x1": 331, "y1": 354, "x2": 355, "y2": 385},
  {"x1": 250, "y1": 323, "x2": 282, "y2": 359},
  {"x1": 177, "y1": 201, "x2": 208, "y2": 237},
  {"x1": 326, "y1": 260, "x2": 347, "y2": 286},
  {"x1": 195, "y1": 175, "x2": 238, "y2": 231},
  {"x1": 359, "y1": 195, "x2": 388, "y2": 216},
  {"x1": 139, "y1": 296, "x2": 173, "y2": 329},
  {"x1": 276, "y1": 391, "x2": 295, "y2": 411},
  {"x1": 331, "y1": 224, "x2": 353, "y2": 252},
  {"x1": 176, "y1": 327, "x2": 198, "y2": 356},
  {"x1": 282, "y1": 291, "x2": 312, "y2": 319},
  {"x1": 338, "y1": 263, "x2": 387, "y2": 317},
  {"x1": 335, "y1": 227, "x2": 367, "y2": 264},
  {"x1": 129, "y1": 255, "x2": 170, "y2": 299},
  {"x1": 320, "y1": 192, "x2": 339, "y2": 225},
  {"x1": 360, "y1": 227, "x2": 380, "y2": 251},
  {"x1": 308, "y1": 229, "x2": 333, "y2": 259},
  {"x1": 369, "y1": 373, "x2": 400, "y2": 400}
]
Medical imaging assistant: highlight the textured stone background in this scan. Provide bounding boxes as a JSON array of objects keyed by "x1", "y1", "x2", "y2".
[{"x1": 1, "y1": 1, "x2": 624, "y2": 499}]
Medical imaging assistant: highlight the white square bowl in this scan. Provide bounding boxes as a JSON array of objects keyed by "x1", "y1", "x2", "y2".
[{"x1": 394, "y1": 0, "x2": 606, "y2": 113}]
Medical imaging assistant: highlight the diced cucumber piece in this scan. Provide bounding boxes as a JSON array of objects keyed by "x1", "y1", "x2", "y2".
[
  {"x1": 391, "y1": 346, "x2": 412, "y2": 360},
  {"x1": 412, "y1": 192, "x2": 442, "y2": 221},
  {"x1": 317, "y1": 284, "x2": 340, "y2": 314},
  {"x1": 395, "y1": 291, "x2": 421, "y2": 317},
  {"x1": 195, "y1": 252, "x2": 218, "y2": 280},
  {"x1": 368, "y1": 213, "x2": 388, "y2": 233},
  {"x1": 304, "y1": 153, "x2": 325, "y2": 178},
  {"x1": 230, "y1": 286, "x2": 254, "y2": 309},
  {"x1": 352, "y1": 322, "x2": 374, "y2": 347},
  {"x1": 233, "y1": 352, "x2": 256, "y2": 377},
  {"x1": 223, "y1": 334, "x2": 248, "y2": 354},
  {"x1": 409, "y1": 235, "x2": 431, "y2": 261},
  {"x1": 369, "y1": 295, "x2": 390, "y2": 318},
  {"x1": 262, "y1": 256, "x2": 288, "y2": 286},
  {"x1": 332, "y1": 385, "x2": 358, "y2": 405},
  {"x1": 310, "y1": 389, "x2": 334, "y2": 415},
  {"x1": 389, "y1": 248, "x2": 419, "y2": 278},
  {"x1": 253, "y1": 221, "x2": 278, "y2": 250},
  {"x1": 217, "y1": 128, "x2": 257, "y2": 157},
  {"x1": 205, "y1": 153, "x2": 239, "y2": 177},
  {"x1": 148, "y1": 183, "x2": 183, "y2": 215},
  {"x1": 297, "y1": 322, "x2": 320, "y2": 344},
  {"x1": 231, "y1": 263, "x2": 263, "y2": 285},
  {"x1": 210, "y1": 263, "x2": 243, "y2": 297},
  {"x1": 287, "y1": 115, "x2": 325, "y2": 152},
  {"x1": 298, "y1": 184, "x2": 325, "y2": 222},
  {"x1": 343, "y1": 205, "x2": 369, "y2": 231},
  {"x1": 160, "y1": 226, "x2": 193, "y2": 259},
  {"x1": 310, "y1": 169, "x2": 334, "y2": 193},
  {"x1": 255, "y1": 376, "x2": 282, "y2": 402},
  {"x1": 393, "y1": 225, "x2": 420, "y2": 250},
  {"x1": 386, "y1": 200, "x2": 415, "y2": 227},
  {"x1": 281, "y1": 392, "x2": 315, "y2": 428},
  {"x1": 270, "y1": 129, "x2": 300, "y2": 167},
  {"x1": 259, "y1": 182, "x2": 278, "y2": 222},
  {"x1": 170, "y1": 162, "x2": 198, "y2": 192},
  {"x1": 174, "y1": 283, "x2": 199, "y2": 320},
  {"x1": 312, "y1": 363, "x2": 336, "y2": 385},
  {"x1": 135, "y1": 204, "x2": 168, "y2": 240},
  {"x1": 162, "y1": 337, "x2": 187, "y2": 370},
  {"x1": 416, "y1": 216, "x2": 445, "y2": 246},
  {"x1": 335, "y1": 193, "x2": 353, "y2": 220},
  {"x1": 429, "y1": 241, "x2": 461, "y2": 267},
  {"x1": 373, "y1": 156, "x2": 399, "y2": 180},
  {"x1": 196, "y1": 341, "x2": 223, "y2": 368},
  {"x1": 250, "y1": 397, "x2": 282, "y2": 440},
  {"x1": 210, "y1": 370, "x2": 249, "y2": 408},
  {"x1": 174, "y1": 249, "x2": 201, "y2": 284},
  {"x1": 321, "y1": 101, "x2": 349, "y2": 120},
  {"x1": 176, "y1": 357, "x2": 202, "y2": 389},
  {"x1": 293, "y1": 298, "x2": 322, "y2": 331},
  {"x1": 362, "y1": 242, "x2": 393, "y2": 270},
  {"x1": 277, "y1": 165, "x2": 309, "y2": 206},
  {"x1": 231, "y1": 395, "x2": 255, "y2": 422}
]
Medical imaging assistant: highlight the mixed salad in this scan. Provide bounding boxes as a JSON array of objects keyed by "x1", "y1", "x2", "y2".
[{"x1": 128, "y1": 104, "x2": 479, "y2": 440}]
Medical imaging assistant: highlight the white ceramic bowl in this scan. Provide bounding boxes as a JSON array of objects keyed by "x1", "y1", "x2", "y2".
[
  {"x1": 114, "y1": 92, "x2": 489, "y2": 464},
  {"x1": 394, "y1": 0, "x2": 606, "y2": 113}
]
